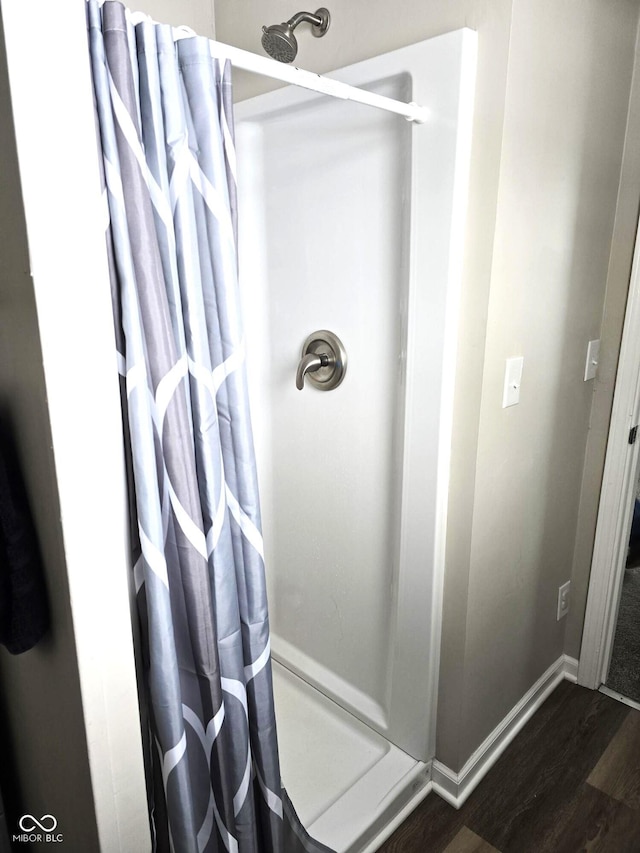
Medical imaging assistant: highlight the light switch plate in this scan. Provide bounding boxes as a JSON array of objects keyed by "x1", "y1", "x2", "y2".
[
  {"x1": 557, "y1": 581, "x2": 571, "y2": 620},
  {"x1": 584, "y1": 339, "x2": 600, "y2": 381},
  {"x1": 503, "y1": 357, "x2": 524, "y2": 408}
]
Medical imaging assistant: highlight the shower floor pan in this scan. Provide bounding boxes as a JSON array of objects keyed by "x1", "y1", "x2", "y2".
[{"x1": 273, "y1": 662, "x2": 430, "y2": 852}]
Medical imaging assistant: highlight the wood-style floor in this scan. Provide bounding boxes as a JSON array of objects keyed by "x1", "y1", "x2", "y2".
[{"x1": 378, "y1": 680, "x2": 640, "y2": 853}]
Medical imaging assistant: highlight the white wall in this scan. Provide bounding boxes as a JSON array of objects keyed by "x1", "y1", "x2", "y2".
[
  {"x1": 0, "y1": 18, "x2": 99, "y2": 847},
  {"x1": 0, "y1": 3, "x2": 149, "y2": 849},
  {"x1": 215, "y1": 0, "x2": 640, "y2": 773}
]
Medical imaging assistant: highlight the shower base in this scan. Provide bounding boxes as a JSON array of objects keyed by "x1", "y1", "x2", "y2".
[{"x1": 272, "y1": 661, "x2": 430, "y2": 852}]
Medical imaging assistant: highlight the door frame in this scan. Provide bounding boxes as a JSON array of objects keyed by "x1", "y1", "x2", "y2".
[{"x1": 578, "y1": 218, "x2": 640, "y2": 688}]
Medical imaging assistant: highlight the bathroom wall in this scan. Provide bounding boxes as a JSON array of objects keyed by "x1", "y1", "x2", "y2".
[
  {"x1": 215, "y1": 0, "x2": 640, "y2": 773},
  {"x1": 133, "y1": 0, "x2": 215, "y2": 35},
  {"x1": 458, "y1": 0, "x2": 639, "y2": 766},
  {"x1": 0, "y1": 3, "x2": 149, "y2": 849}
]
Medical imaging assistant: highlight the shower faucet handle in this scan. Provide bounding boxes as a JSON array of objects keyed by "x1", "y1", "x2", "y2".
[
  {"x1": 296, "y1": 330, "x2": 347, "y2": 391},
  {"x1": 296, "y1": 352, "x2": 330, "y2": 389}
]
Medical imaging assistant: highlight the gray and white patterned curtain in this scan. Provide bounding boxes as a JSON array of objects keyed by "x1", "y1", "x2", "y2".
[{"x1": 87, "y1": 4, "x2": 334, "y2": 851}]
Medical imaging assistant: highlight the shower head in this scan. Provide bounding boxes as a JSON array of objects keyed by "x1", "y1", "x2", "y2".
[
  {"x1": 261, "y1": 22, "x2": 298, "y2": 64},
  {"x1": 261, "y1": 8, "x2": 330, "y2": 64}
]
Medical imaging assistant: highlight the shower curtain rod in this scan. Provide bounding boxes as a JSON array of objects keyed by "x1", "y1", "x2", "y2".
[
  {"x1": 198, "y1": 38, "x2": 430, "y2": 124},
  {"x1": 122, "y1": 9, "x2": 429, "y2": 123}
]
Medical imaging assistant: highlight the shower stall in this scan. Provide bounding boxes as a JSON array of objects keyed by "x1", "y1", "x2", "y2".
[{"x1": 236, "y1": 30, "x2": 476, "y2": 852}]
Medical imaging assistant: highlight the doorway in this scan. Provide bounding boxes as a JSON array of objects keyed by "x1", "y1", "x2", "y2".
[
  {"x1": 604, "y1": 472, "x2": 640, "y2": 706},
  {"x1": 578, "y1": 219, "x2": 640, "y2": 701}
]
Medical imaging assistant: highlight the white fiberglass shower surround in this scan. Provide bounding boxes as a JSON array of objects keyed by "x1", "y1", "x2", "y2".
[{"x1": 236, "y1": 30, "x2": 476, "y2": 852}]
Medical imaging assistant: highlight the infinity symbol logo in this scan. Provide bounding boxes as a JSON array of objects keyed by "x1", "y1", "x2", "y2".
[{"x1": 18, "y1": 814, "x2": 58, "y2": 832}]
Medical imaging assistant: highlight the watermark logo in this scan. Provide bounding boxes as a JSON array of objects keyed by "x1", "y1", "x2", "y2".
[
  {"x1": 13, "y1": 814, "x2": 63, "y2": 844},
  {"x1": 19, "y1": 815, "x2": 57, "y2": 832}
]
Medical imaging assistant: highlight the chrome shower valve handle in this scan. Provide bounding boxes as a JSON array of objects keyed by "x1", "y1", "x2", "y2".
[
  {"x1": 296, "y1": 330, "x2": 347, "y2": 391},
  {"x1": 296, "y1": 352, "x2": 330, "y2": 390}
]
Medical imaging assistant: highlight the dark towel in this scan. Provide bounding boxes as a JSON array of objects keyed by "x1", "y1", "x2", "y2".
[
  {"x1": 0, "y1": 785, "x2": 10, "y2": 853},
  {"x1": 0, "y1": 425, "x2": 49, "y2": 654}
]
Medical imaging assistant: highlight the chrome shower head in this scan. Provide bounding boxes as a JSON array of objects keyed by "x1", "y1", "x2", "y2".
[
  {"x1": 261, "y1": 8, "x2": 330, "y2": 64},
  {"x1": 261, "y1": 22, "x2": 298, "y2": 64}
]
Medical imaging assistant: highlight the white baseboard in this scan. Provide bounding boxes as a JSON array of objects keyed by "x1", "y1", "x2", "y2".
[
  {"x1": 432, "y1": 654, "x2": 578, "y2": 808},
  {"x1": 563, "y1": 654, "x2": 578, "y2": 683}
]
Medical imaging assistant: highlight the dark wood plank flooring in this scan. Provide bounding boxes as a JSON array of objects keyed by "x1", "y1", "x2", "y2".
[{"x1": 379, "y1": 681, "x2": 640, "y2": 852}]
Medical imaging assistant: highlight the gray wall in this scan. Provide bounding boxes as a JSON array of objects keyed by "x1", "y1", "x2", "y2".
[
  {"x1": 215, "y1": 0, "x2": 640, "y2": 772},
  {"x1": 133, "y1": 0, "x2": 215, "y2": 36},
  {"x1": 454, "y1": 0, "x2": 638, "y2": 767}
]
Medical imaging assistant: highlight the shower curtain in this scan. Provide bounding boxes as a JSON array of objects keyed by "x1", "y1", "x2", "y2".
[{"x1": 87, "y1": 3, "x2": 333, "y2": 851}]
